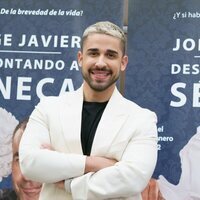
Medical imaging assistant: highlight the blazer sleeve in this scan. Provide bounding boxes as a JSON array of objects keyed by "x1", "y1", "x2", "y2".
[
  {"x1": 19, "y1": 97, "x2": 86, "y2": 183},
  {"x1": 70, "y1": 110, "x2": 158, "y2": 199}
]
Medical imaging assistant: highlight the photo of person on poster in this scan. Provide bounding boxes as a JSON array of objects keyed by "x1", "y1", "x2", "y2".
[
  {"x1": 157, "y1": 126, "x2": 200, "y2": 200},
  {"x1": 141, "y1": 126, "x2": 200, "y2": 200},
  {"x1": 19, "y1": 21, "x2": 158, "y2": 200},
  {"x1": 0, "y1": 118, "x2": 42, "y2": 200},
  {"x1": 0, "y1": 108, "x2": 18, "y2": 188},
  {"x1": 12, "y1": 119, "x2": 42, "y2": 200}
]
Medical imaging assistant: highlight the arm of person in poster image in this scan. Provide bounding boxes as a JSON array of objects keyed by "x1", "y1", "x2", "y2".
[{"x1": 141, "y1": 178, "x2": 165, "y2": 200}]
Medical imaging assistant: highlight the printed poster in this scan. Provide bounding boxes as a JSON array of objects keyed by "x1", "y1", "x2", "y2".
[
  {"x1": 126, "y1": 0, "x2": 200, "y2": 199},
  {"x1": 0, "y1": 0, "x2": 124, "y2": 189}
]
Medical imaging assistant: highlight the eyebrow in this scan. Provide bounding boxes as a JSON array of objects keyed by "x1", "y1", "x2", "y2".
[
  {"x1": 87, "y1": 48, "x2": 119, "y2": 55},
  {"x1": 87, "y1": 48, "x2": 98, "y2": 52},
  {"x1": 106, "y1": 49, "x2": 118, "y2": 55}
]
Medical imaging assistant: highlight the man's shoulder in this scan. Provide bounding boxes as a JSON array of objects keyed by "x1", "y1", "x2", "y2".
[
  {"x1": 122, "y1": 96, "x2": 157, "y2": 118},
  {"x1": 122, "y1": 96, "x2": 150, "y2": 110},
  {"x1": 112, "y1": 88, "x2": 156, "y2": 117}
]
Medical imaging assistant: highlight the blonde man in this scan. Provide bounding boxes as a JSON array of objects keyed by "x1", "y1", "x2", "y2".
[{"x1": 19, "y1": 21, "x2": 158, "y2": 200}]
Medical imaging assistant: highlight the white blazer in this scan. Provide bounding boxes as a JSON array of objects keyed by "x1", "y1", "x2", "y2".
[{"x1": 19, "y1": 86, "x2": 158, "y2": 200}]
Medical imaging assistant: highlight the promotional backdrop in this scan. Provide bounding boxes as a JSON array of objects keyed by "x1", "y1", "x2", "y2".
[
  {"x1": 0, "y1": 0, "x2": 124, "y2": 189},
  {"x1": 125, "y1": 0, "x2": 200, "y2": 196}
]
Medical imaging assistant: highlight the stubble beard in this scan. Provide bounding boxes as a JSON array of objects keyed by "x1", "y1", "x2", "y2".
[{"x1": 81, "y1": 68, "x2": 119, "y2": 92}]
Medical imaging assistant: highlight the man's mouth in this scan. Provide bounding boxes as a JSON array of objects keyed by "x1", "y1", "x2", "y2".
[
  {"x1": 91, "y1": 69, "x2": 111, "y2": 80},
  {"x1": 22, "y1": 186, "x2": 42, "y2": 194}
]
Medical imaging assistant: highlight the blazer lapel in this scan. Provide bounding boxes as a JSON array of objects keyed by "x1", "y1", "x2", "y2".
[
  {"x1": 91, "y1": 88, "x2": 129, "y2": 156},
  {"x1": 59, "y1": 87, "x2": 83, "y2": 154}
]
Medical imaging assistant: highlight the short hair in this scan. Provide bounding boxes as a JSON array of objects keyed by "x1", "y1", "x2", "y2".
[{"x1": 81, "y1": 21, "x2": 126, "y2": 55}]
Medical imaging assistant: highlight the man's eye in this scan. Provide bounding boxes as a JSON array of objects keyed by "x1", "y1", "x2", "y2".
[
  {"x1": 107, "y1": 53, "x2": 115, "y2": 58},
  {"x1": 89, "y1": 52, "x2": 98, "y2": 56}
]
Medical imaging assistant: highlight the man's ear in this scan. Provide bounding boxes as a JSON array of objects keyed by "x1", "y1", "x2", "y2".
[
  {"x1": 121, "y1": 55, "x2": 128, "y2": 71},
  {"x1": 77, "y1": 51, "x2": 83, "y2": 67}
]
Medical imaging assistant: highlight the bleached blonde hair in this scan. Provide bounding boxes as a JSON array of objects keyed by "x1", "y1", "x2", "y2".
[{"x1": 81, "y1": 21, "x2": 126, "y2": 55}]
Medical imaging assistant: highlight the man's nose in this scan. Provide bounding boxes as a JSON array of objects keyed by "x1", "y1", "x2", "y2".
[{"x1": 95, "y1": 56, "x2": 106, "y2": 68}]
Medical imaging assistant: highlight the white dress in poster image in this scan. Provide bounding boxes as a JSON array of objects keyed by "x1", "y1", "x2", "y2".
[
  {"x1": 158, "y1": 126, "x2": 200, "y2": 200},
  {"x1": 0, "y1": 107, "x2": 18, "y2": 182}
]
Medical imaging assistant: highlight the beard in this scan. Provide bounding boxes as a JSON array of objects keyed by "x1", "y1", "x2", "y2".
[{"x1": 81, "y1": 66, "x2": 119, "y2": 92}]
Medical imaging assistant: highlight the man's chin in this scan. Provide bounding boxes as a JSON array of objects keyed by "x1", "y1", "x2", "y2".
[
  {"x1": 89, "y1": 79, "x2": 114, "y2": 91},
  {"x1": 90, "y1": 84, "x2": 110, "y2": 92}
]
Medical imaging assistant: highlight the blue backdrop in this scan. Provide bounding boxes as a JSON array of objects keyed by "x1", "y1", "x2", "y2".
[
  {"x1": 125, "y1": 0, "x2": 200, "y2": 185},
  {"x1": 0, "y1": 0, "x2": 124, "y2": 189}
]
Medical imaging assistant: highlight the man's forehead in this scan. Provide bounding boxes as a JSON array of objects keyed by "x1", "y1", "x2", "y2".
[
  {"x1": 85, "y1": 33, "x2": 121, "y2": 44},
  {"x1": 83, "y1": 33, "x2": 122, "y2": 53}
]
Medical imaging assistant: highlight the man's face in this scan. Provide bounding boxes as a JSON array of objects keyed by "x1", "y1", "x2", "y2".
[
  {"x1": 78, "y1": 33, "x2": 128, "y2": 92},
  {"x1": 12, "y1": 128, "x2": 42, "y2": 200}
]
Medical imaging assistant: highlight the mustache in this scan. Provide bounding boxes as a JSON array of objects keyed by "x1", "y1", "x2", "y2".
[{"x1": 89, "y1": 66, "x2": 112, "y2": 73}]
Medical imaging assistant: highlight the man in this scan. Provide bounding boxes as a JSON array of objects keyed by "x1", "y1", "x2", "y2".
[
  {"x1": 19, "y1": 21, "x2": 158, "y2": 200},
  {"x1": 12, "y1": 119, "x2": 42, "y2": 200},
  {"x1": 0, "y1": 119, "x2": 42, "y2": 200}
]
